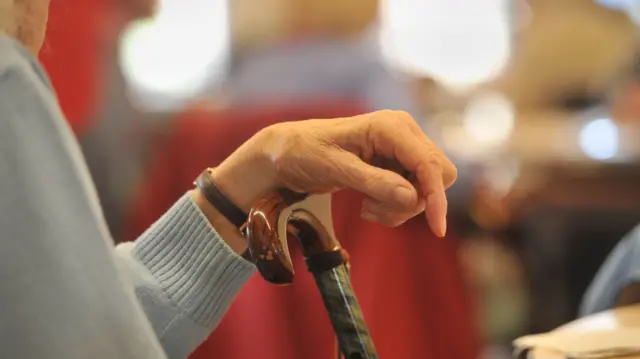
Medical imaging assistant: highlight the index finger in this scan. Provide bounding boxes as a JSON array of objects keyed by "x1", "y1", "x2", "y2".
[
  {"x1": 368, "y1": 111, "x2": 456, "y2": 236},
  {"x1": 368, "y1": 111, "x2": 456, "y2": 192}
]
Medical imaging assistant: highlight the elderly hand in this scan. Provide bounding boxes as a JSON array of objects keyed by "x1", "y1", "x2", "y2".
[{"x1": 199, "y1": 110, "x2": 457, "y2": 238}]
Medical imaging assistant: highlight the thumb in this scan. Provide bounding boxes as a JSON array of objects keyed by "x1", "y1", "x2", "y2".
[{"x1": 332, "y1": 151, "x2": 419, "y2": 211}]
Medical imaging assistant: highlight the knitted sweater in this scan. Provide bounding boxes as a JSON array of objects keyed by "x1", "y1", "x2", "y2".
[{"x1": 0, "y1": 34, "x2": 255, "y2": 359}]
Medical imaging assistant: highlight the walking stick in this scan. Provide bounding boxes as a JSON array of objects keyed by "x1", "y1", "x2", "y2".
[{"x1": 245, "y1": 189, "x2": 379, "y2": 359}]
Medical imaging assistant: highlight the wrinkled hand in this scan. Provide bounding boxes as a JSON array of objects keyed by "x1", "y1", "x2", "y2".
[{"x1": 212, "y1": 110, "x2": 457, "y2": 237}]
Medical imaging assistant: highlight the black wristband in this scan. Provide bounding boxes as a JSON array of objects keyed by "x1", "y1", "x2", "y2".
[
  {"x1": 194, "y1": 169, "x2": 253, "y2": 262},
  {"x1": 194, "y1": 168, "x2": 248, "y2": 229}
]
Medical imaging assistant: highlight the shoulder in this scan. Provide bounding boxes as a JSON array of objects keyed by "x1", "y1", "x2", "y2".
[
  {"x1": 0, "y1": 35, "x2": 53, "y2": 91},
  {"x1": 0, "y1": 34, "x2": 87, "y2": 187},
  {"x1": 0, "y1": 35, "x2": 63, "y2": 130},
  {"x1": 0, "y1": 36, "x2": 104, "y2": 231}
]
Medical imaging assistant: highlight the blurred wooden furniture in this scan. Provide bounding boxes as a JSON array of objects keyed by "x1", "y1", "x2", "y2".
[
  {"x1": 230, "y1": 0, "x2": 378, "y2": 49},
  {"x1": 517, "y1": 164, "x2": 640, "y2": 212},
  {"x1": 496, "y1": 0, "x2": 637, "y2": 111}
]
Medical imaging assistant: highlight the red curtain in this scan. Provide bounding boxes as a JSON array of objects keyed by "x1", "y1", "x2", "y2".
[
  {"x1": 124, "y1": 101, "x2": 481, "y2": 359},
  {"x1": 40, "y1": 0, "x2": 107, "y2": 135}
]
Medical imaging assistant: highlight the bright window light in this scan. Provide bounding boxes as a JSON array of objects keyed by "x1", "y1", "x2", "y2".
[
  {"x1": 119, "y1": 0, "x2": 230, "y2": 105},
  {"x1": 579, "y1": 118, "x2": 620, "y2": 161},
  {"x1": 596, "y1": 0, "x2": 629, "y2": 10},
  {"x1": 482, "y1": 160, "x2": 520, "y2": 197},
  {"x1": 596, "y1": 0, "x2": 640, "y2": 24},
  {"x1": 630, "y1": 1, "x2": 640, "y2": 24},
  {"x1": 379, "y1": 0, "x2": 512, "y2": 92},
  {"x1": 463, "y1": 92, "x2": 515, "y2": 147}
]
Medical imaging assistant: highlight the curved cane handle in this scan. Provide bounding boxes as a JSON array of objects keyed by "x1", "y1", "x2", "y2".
[
  {"x1": 246, "y1": 190, "x2": 376, "y2": 359},
  {"x1": 245, "y1": 190, "x2": 338, "y2": 284}
]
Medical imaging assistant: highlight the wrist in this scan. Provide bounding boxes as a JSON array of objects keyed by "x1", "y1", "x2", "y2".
[
  {"x1": 192, "y1": 189, "x2": 248, "y2": 254},
  {"x1": 191, "y1": 129, "x2": 279, "y2": 255},
  {"x1": 210, "y1": 132, "x2": 278, "y2": 212}
]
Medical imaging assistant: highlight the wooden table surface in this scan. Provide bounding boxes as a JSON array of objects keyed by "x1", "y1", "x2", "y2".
[{"x1": 531, "y1": 305, "x2": 640, "y2": 359}]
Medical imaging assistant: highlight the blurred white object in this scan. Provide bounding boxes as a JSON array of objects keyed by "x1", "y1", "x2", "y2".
[
  {"x1": 514, "y1": 305, "x2": 640, "y2": 359},
  {"x1": 463, "y1": 92, "x2": 515, "y2": 147},
  {"x1": 439, "y1": 93, "x2": 514, "y2": 161},
  {"x1": 596, "y1": 0, "x2": 640, "y2": 23},
  {"x1": 629, "y1": 0, "x2": 640, "y2": 24},
  {"x1": 596, "y1": 0, "x2": 632, "y2": 11},
  {"x1": 482, "y1": 159, "x2": 520, "y2": 198},
  {"x1": 379, "y1": 0, "x2": 511, "y2": 92},
  {"x1": 119, "y1": 0, "x2": 230, "y2": 109},
  {"x1": 579, "y1": 118, "x2": 620, "y2": 161}
]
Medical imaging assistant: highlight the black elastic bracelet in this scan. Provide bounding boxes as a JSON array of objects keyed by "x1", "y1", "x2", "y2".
[
  {"x1": 194, "y1": 168, "x2": 253, "y2": 262},
  {"x1": 195, "y1": 168, "x2": 247, "y2": 229}
]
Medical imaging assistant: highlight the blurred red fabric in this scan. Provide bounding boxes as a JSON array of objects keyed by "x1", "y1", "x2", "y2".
[
  {"x1": 124, "y1": 101, "x2": 481, "y2": 359},
  {"x1": 40, "y1": 0, "x2": 107, "y2": 135}
]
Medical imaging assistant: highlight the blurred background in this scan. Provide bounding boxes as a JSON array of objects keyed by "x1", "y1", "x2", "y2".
[{"x1": 40, "y1": 0, "x2": 640, "y2": 358}]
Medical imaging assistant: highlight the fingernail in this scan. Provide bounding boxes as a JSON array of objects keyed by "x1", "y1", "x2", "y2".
[
  {"x1": 440, "y1": 216, "x2": 447, "y2": 238},
  {"x1": 393, "y1": 186, "x2": 414, "y2": 207},
  {"x1": 426, "y1": 193, "x2": 447, "y2": 237}
]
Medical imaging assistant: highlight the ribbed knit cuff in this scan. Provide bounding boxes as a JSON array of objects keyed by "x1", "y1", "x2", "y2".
[{"x1": 132, "y1": 192, "x2": 255, "y2": 328}]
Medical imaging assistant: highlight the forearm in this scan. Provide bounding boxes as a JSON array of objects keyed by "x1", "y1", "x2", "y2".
[
  {"x1": 581, "y1": 225, "x2": 640, "y2": 316},
  {"x1": 118, "y1": 192, "x2": 255, "y2": 358}
]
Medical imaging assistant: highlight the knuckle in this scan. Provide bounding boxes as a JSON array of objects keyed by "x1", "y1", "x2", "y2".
[
  {"x1": 426, "y1": 150, "x2": 442, "y2": 168},
  {"x1": 374, "y1": 110, "x2": 404, "y2": 124},
  {"x1": 264, "y1": 124, "x2": 304, "y2": 175},
  {"x1": 369, "y1": 110, "x2": 417, "y2": 137},
  {"x1": 393, "y1": 111, "x2": 421, "y2": 130},
  {"x1": 360, "y1": 113, "x2": 384, "y2": 138},
  {"x1": 362, "y1": 172, "x2": 385, "y2": 189},
  {"x1": 445, "y1": 162, "x2": 459, "y2": 186},
  {"x1": 392, "y1": 110, "x2": 414, "y2": 122},
  {"x1": 371, "y1": 110, "x2": 392, "y2": 127},
  {"x1": 448, "y1": 161, "x2": 458, "y2": 178},
  {"x1": 376, "y1": 109, "x2": 396, "y2": 117},
  {"x1": 423, "y1": 149, "x2": 458, "y2": 188}
]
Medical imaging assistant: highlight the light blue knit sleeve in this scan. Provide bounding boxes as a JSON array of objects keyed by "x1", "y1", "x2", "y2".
[
  {"x1": 580, "y1": 225, "x2": 640, "y2": 316},
  {"x1": 116, "y1": 194, "x2": 256, "y2": 359},
  {"x1": 0, "y1": 34, "x2": 255, "y2": 359}
]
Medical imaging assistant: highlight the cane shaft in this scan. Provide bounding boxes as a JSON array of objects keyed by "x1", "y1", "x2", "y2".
[{"x1": 312, "y1": 265, "x2": 378, "y2": 359}]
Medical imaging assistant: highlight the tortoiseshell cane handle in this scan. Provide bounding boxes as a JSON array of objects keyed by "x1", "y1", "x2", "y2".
[{"x1": 245, "y1": 189, "x2": 378, "y2": 359}]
